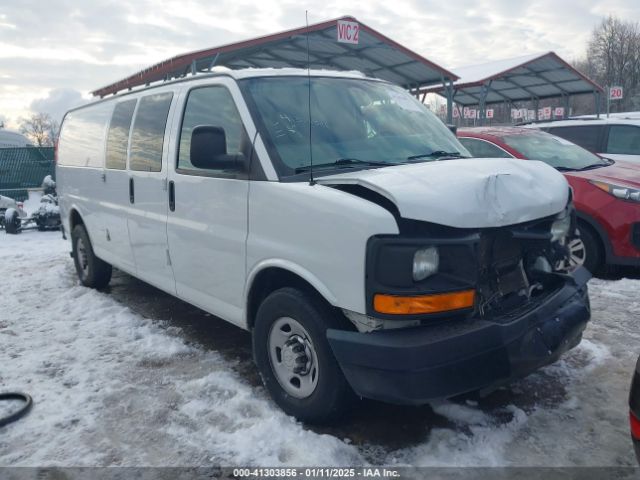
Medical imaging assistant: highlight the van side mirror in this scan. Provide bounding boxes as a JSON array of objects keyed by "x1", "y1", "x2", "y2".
[{"x1": 190, "y1": 125, "x2": 244, "y2": 171}]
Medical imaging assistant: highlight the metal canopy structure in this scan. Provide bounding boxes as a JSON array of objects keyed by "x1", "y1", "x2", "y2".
[
  {"x1": 422, "y1": 52, "x2": 604, "y2": 124},
  {"x1": 91, "y1": 16, "x2": 458, "y2": 97}
]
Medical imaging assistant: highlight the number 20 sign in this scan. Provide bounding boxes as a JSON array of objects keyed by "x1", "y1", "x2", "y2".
[
  {"x1": 337, "y1": 20, "x2": 359, "y2": 44},
  {"x1": 609, "y1": 86, "x2": 623, "y2": 100}
]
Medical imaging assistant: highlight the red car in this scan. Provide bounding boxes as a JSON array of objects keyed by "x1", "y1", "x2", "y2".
[{"x1": 458, "y1": 126, "x2": 640, "y2": 273}]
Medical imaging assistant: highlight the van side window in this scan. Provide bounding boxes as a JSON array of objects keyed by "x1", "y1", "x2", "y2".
[
  {"x1": 130, "y1": 92, "x2": 173, "y2": 172},
  {"x1": 178, "y1": 86, "x2": 247, "y2": 173},
  {"x1": 105, "y1": 99, "x2": 137, "y2": 170},
  {"x1": 547, "y1": 125, "x2": 603, "y2": 153},
  {"x1": 606, "y1": 125, "x2": 640, "y2": 155},
  {"x1": 57, "y1": 104, "x2": 111, "y2": 167}
]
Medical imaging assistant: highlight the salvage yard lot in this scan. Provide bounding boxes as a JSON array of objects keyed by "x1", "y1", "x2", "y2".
[{"x1": 0, "y1": 231, "x2": 638, "y2": 467}]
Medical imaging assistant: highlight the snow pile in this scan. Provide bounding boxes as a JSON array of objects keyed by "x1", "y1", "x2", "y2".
[{"x1": 0, "y1": 232, "x2": 360, "y2": 466}]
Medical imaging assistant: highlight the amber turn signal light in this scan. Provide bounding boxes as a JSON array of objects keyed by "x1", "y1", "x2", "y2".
[{"x1": 373, "y1": 290, "x2": 476, "y2": 315}]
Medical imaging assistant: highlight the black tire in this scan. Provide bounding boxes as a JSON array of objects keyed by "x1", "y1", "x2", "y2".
[
  {"x1": 578, "y1": 224, "x2": 603, "y2": 275},
  {"x1": 253, "y1": 287, "x2": 355, "y2": 423},
  {"x1": 71, "y1": 224, "x2": 112, "y2": 288},
  {"x1": 5, "y1": 209, "x2": 20, "y2": 235},
  {"x1": 0, "y1": 209, "x2": 5, "y2": 230}
]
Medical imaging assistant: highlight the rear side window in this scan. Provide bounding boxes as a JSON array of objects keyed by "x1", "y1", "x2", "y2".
[
  {"x1": 177, "y1": 86, "x2": 247, "y2": 173},
  {"x1": 606, "y1": 125, "x2": 640, "y2": 155},
  {"x1": 57, "y1": 103, "x2": 112, "y2": 167},
  {"x1": 105, "y1": 99, "x2": 137, "y2": 170},
  {"x1": 130, "y1": 92, "x2": 173, "y2": 172},
  {"x1": 546, "y1": 125, "x2": 604, "y2": 153},
  {"x1": 458, "y1": 137, "x2": 512, "y2": 158}
]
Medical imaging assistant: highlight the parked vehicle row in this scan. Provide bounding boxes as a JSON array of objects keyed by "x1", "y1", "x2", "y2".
[
  {"x1": 57, "y1": 68, "x2": 591, "y2": 422},
  {"x1": 458, "y1": 127, "x2": 640, "y2": 274}
]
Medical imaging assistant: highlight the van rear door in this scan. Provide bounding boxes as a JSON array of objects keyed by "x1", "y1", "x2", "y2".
[{"x1": 127, "y1": 91, "x2": 176, "y2": 293}]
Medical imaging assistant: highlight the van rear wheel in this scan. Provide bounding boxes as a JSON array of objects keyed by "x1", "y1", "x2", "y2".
[
  {"x1": 253, "y1": 287, "x2": 355, "y2": 423},
  {"x1": 72, "y1": 224, "x2": 112, "y2": 288}
]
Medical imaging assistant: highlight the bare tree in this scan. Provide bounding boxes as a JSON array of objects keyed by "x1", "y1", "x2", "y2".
[
  {"x1": 577, "y1": 16, "x2": 640, "y2": 112},
  {"x1": 19, "y1": 112, "x2": 59, "y2": 147}
]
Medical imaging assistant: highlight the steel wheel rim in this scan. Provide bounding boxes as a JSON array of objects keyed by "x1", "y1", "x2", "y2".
[
  {"x1": 268, "y1": 317, "x2": 319, "y2": 399},
  {"x1": 76, "y1": 237, "x2": 89, "y2": 276}
]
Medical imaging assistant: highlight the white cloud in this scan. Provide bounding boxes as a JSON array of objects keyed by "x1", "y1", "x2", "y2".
[
  {"x1": 29, "y1": 88, "x2": 88, "y2": 123},
  {"x1": 0, "y1": 0, "x2": 637, "y2": 124}
]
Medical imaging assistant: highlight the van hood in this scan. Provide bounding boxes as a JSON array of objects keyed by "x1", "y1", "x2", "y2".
[{"x1": 317, "y1": 158, "x2": 569, "y2": 229}]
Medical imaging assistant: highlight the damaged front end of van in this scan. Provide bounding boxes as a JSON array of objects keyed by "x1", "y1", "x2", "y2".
[{"x1": 320, "y1": 159, "x2": 591, "y2": 404}]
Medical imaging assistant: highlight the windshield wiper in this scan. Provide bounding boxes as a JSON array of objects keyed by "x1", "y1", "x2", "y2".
[
  {"x1": 295, "y1": 158, "x2": 397, "y2": 173},
  {"x1": 556, "y1": 163, "x2": 608, "y2": 172},
  {"x1": 406, "y1": 151, "x2": 467, "y2": 161}
]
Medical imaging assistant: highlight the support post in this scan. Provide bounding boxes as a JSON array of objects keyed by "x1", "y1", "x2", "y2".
[
  {"x1": 533, "y1": 98, "x2": 539, "y2": 121},
  {"x1": 563, "y1": 95, "x2": 570, "y2": 119},
  {"x1": 209, "y1": 53, "x2": 220, "y2": 70},
  {"x1": 478, "y1": 83, "x2": 489, "y2": 126},
  {"x1": 595, "y1": 90, "x2": 601, "y2": 119},
  {"x1": 445, "y1": 80, "x2": 454, "y2": 124}
]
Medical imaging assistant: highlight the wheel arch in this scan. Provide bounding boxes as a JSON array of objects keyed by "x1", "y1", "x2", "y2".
[
  {"x1": 245, "y1": 261, "x2": 339, "y2": 330},
  {"x1": 576, "y1": 211, "x2": 609, "y2": 261},
  {"x1": 69, "y1": 207, "x2": 85, "y2": 231},
  {"x1": 67, "y1": 207, "x2": 98, "y2": 249}
]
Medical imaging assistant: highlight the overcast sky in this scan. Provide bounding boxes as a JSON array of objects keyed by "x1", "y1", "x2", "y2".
[{"x1": 0, "y1": 0, "x2": 638, "y2": 129}]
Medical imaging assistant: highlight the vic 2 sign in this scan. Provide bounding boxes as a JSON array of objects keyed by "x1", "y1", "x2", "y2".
[
  {"x1": 609, "y1": 86, "x2": 623, "y2": 100},
  {"x1": 337, "y1": 20, "x2": 359, "y2": 44}
]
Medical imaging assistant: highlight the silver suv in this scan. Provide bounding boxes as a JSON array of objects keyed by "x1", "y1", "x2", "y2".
[{"x1": 530, "y1": 114, "x2": 640, "y2": 164}]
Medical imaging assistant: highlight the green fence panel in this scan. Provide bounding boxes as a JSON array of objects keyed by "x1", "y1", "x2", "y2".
[{"x1": 0, "y1": 147, "x2": 55, "y2": 201}]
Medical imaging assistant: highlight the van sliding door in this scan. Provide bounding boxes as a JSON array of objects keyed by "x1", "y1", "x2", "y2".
[
  {"x1": 102, "y1": 98, "x2": 137, "y2": 273},
  {"x1": 127, "y1": 91, "x2": 176, "y2": 293}
]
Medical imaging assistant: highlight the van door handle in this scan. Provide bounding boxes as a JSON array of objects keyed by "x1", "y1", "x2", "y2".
[
  {"x1": 129, "y1": 178, "x2": 135, "y2": 204},
  {"x1": 168, "y1": 181, "x2": 175, "y2": 212}
]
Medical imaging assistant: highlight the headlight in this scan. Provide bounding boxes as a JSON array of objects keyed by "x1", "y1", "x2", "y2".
[
  {"x1": 551, "y1": 211, "x2": 571, "y2": 242},
  {"x1": 413, "y1": 247, "x2": 439, "y2": 281},
  {"x1": 590, "y1": 180, "x2": 640, "y2": 203}
]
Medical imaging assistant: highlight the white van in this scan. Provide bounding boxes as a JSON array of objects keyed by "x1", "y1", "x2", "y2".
[{"x1": 57, "y1": 68, "x2": 591, "y2": 422}]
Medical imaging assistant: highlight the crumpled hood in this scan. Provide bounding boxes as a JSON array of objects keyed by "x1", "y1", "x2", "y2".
[{"x1": 317, "y1": 158, "x2": 569, "y2": 228}]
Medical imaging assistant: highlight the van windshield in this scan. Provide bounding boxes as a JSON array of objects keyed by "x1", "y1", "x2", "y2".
[{"x1": 240, "y1": 76, "x2": 470, "y2": 178}]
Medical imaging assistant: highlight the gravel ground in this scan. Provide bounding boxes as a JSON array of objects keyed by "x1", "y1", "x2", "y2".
[{"x1": 0, "y1": 231, "x2": 638, "y2": 467}]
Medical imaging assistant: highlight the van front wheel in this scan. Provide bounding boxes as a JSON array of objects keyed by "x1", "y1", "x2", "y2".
[
  {"x1": 253, "y1": 287, "x2": 354, "y2": 423},
  {"x1": 72, "y1": 225, "x2": 112, "y2": 288}
]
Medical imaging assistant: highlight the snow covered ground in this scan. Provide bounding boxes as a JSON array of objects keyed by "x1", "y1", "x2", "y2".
[{"x1": 0, "y1": 231, "x2": 638, "y2": 467}]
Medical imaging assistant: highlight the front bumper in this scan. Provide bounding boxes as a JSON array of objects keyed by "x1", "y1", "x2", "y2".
[{"x1": 327, "y1": 267, "x2": 591, "y2": 405}]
